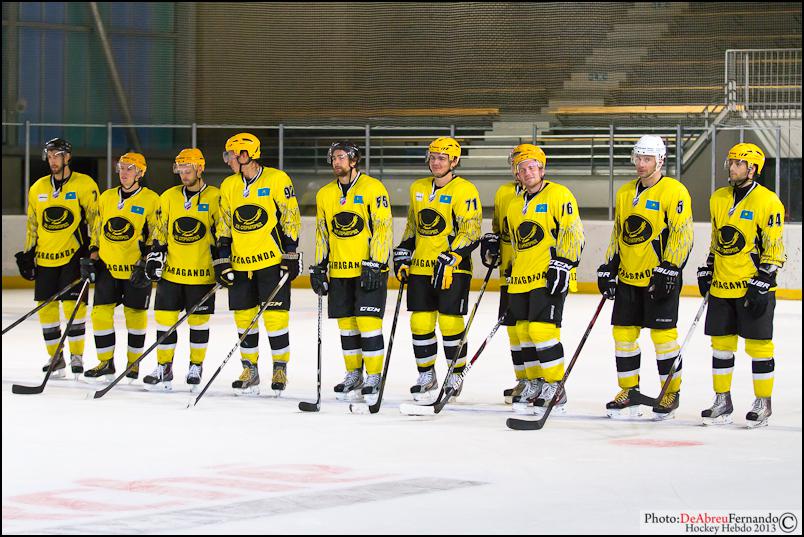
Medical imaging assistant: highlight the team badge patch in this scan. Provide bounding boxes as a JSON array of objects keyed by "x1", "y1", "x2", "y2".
[
  {"x1": 646, "y1": 200, "x2": 660, "y2": 211},
  {"x1": 131, "y1": 205, "x2": 145, "y2": 215},
  {"x1": 65, "y1": 192, "x2": 77, "y2": 200},
  {"x1": 535, "y1": 203, "x2": 547, "y2": 213},
  {"x1": 740, "y1": 210, "x2": 754, "y2": 220},
  {"x1": 439, "y1": 194, "x2": 452, "y2": 203},
  {"x1": 198, "y1": 203, "x2": 209, "y2": 212},
  {"x1": 354, "y1": 195, "x2": 363, "y2": 204},
  {"x1": 258, "y1": 188, "x2": 271, "y2": 197}
]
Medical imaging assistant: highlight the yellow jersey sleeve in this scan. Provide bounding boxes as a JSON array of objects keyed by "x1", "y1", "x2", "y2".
[{"x1": 367, "y1": 178, "x2": 393, "y2": 265}]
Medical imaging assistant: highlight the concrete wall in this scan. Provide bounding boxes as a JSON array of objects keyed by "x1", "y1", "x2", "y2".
[{"x1": 4, "y1": 215, "x2": 801, "y2": 293}]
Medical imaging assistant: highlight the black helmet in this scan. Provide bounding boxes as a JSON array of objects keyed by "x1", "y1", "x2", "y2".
[
  {"x1": 42, "y1": 138, "x2": 72, "y2": 161},
  {"x1": 327, "y1": 140, "x2": 361, "y2": 166}
]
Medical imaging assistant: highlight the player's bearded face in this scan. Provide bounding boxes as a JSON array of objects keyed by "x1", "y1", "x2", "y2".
[
  {"x1": 517, "y1": 160, "x2": 544, "y2": 191},
  {"x1": 46, "y1": 151, "x2": 68, "y2": 175},
  {"x1": 728, "y1": 159, "x2": 751, "y2": 185},
  {"x1": 178, "y1": 165, "x2": 200, "y2": 187},
  {"x1": 428, "y1": 153, "x2": 453, "y2": 178},
  {"x1": 331, "y1": 151, "x2": 353, "y2": 178}
]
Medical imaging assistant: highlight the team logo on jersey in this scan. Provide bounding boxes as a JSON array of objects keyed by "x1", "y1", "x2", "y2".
[
  {"x1": 622, "y1": 215, "x2": 653, "y2": 245},
  {"x1": 233, "y1": 204, "x2": 268, "y2": 232},
  {"x1": 713, "y1": 225, "x2": 746, "y2": 256},
  {"x1": 65, "y1": 192, "x2": 77, "y2": 200},
  {"x1": 514, "y1": 221, "x2": 545, "y2": 250},
  {"x1": 41, "y1": 206, "x2": 74, "y2": 232},
  {"x1": 173, "y1": 217, "x2": 206, "y2": 244},
  {"x1": 103, "y1": 216, "x2": 135, "y2": 242},
  {"x1": 417, "y1": 208, "x2": 447, "y2": 237},
  {"x1": 331, "y1": 211, "x2": 365, "y2": 238},
  {"x1": 501, "y1": 217, "x2": 511, "y2": 244}
]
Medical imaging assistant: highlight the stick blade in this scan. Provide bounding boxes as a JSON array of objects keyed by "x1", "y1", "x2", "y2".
[
  {"x1": 298, "y1": 401, "x2": 320, "y2": 412},
  {"x1": 11, "y1": 384, "x2": 44, "y2": 395},
  {"x1": 399, "y1": 403, "x2": 436, "y2": 416},
  {"x1": 506, "y1": 417, "x2": 545, "y2": 431}
]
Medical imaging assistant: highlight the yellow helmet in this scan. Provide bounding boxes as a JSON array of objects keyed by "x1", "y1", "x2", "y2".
[
  {"x1": 508, "y1": 143, "x2": 541, "y2": 167},
  {"x1": 512, "y1": 146, "x2": 547, "y2": 170},
  {"x1": 174, "y1": 148, "x2": 206, "y2": 173},
  {"x1": 117, "y1": 152, "x2": 147, "y2": 175},
  {"x1": 726, "y1": 142, "x2": 765, "y2": 175},
  {"x1": 426, "y1": 136, "x2": 461, "y2": 161},
  {"x1": 224, "y1": 132, "x2": 261, "y2": 162}
]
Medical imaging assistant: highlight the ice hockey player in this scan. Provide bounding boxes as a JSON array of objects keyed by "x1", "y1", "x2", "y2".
[
  {"x1": 698, "y1": 143, "x2": 785, "y2": 428},
  {"x1": 309, "y1": 141, "x2": 393, "y2": 404},
  {"x1": 504, "y1": 145, "x2": 584, "y2": 415},
  {"x1": 392, "y1": 136, "x2": 482, "y2": 402},
  {"x1": 597, "y1": 135, "x2": 693, "y2": 420},
  {"x1": 216, "y1": 133, "x2": 301, "y2": 396},
  {"x1": 17, "y1": 138, "x2": 99, "y2": 377},
  {"x1": 81, "y1": 152, "x2": 159, "y2": 380},
  {"x1": 141, "y1": 148, "x2": 221, "y2": 391}
]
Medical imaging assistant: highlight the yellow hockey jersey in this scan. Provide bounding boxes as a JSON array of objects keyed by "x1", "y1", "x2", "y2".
[
  {"x1": 24, "y1": 172, "x2": 99, "y2": 267},
  {"x1": 91, "y1": 186, "x2": 160, "y2": 279},
  {"x1": 708, "y1": 183, "x2": 786, "y2": 299},
  {"x1": 154, "y1": 184, "x2": 221, "y2": 285},
  {"x1": 399, "y1": 176, "x2": 482, "y2": 276},
  {"x1": 506, "y1": 181, "x2": 584, "y2": 294},
  {"x1": 605, "y1": 176, "x2": 693, "y2": 287},
  {"x1": 314, "y1": 173, "x2": 393, "y2": 278},
  {"x1": 493, "y1": 181, "x2": 522, "y2": 283},
  {"x1": 218, "y1": 167, "x2": 301, "y2": 271}
]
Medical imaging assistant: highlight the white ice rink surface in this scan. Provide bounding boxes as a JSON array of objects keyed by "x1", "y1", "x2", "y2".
[{"x1": 2, "y1": 289, "x2": 802, "y2": 534}]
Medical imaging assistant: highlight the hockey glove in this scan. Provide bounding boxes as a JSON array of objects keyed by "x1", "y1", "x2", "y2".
[
  {"x1": 360, "y1": 259, "x2": 387, "y2": 291},
  {"x1": 697, "y1": 266, "x2": 713, "y2": 297},
  {"x1": 596, "y1": 258, "x2": 618, "y2": 300},
  {"x1": 212, "y1": 238, "x2": 235, "y2": 288},
  {"x1": 432, "y1": 251, "x2": 462, "y2": 290},
  {"x1": 129, "y1": 258, "x2": 151, "y2": 289},
  {"x1": 546, "y1": 257, "x2": 573, "y2": 296},
  {"x1": 309, "y1": 264, "x2": 329, "y2": 296},
  {"x1": 15, "y1": 249, "x2": 36, "y2": 281},
  {"x1": 744, "y1": 264, "x2": 776, "y2": 318},
  {"x1": 80, "y1": 257, "x2": 97, "y2": 283},
  {"x1": 145, "y1": 243, "x2": 167, "y2": 281},
  {"x1": 280, "y1": 251, "x2": 302, "y2": 281},
  {"x1": 480, "y1": 233, "x2": 501, "y2": 268},
  {"x1": 393, "y1": 247, "x2": 412, "y2": 283},
  {"x1": 649, "y1": 261, "x2": 681, "y2": 301}
]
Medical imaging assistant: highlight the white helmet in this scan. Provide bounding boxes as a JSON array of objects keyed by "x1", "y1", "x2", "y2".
[{"x1": 632, "y1": 135, "x2": 666, "y2": 164}]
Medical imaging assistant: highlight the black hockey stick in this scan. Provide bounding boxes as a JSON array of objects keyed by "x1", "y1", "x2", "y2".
[
  {"x1": 630, "y1": 293, "x2": 710, "y2": 409},
  {"x1": 400, "y1": 310, "x2": 507, "y2": 416},
  {"x1": 507, "y1": 296, "x2": 606, "y2": 431},
  {"x1": 400, "y1": 256, "x2": 497, "y2": 415},
  {"x1": 2, "y1": 277, "x2": 82, "y2": 335},
  {"x1": 299, "y1": 293, "x2": 324, "y2": 412},
  {"x1": 350, "y1": 281, "x2": 406, "y2": 414},
  {"x1": 189, "y1": 271, "x2": 290, "y2": 408},
  {"x1": 12, "y1": 278, "x2": 91, "y2": 395},
  {"x1": 93, "y1": 283, "x2": 222, "y2": 399}
]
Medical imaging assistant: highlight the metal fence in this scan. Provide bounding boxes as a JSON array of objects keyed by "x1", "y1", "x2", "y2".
[{"x1": 726, "y1": 48, "x2": 802, "y2": 119}]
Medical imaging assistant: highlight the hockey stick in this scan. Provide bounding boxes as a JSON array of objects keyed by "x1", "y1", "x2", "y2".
[
  {"x1": 12, "y1": 279, "x2": 91, "y2": 395},
  {"x1": 2, "y1": 277, "x2": 82, "y2": 335},
  {"x1": 507, "y1": 296, "x2": 607, "y2": 430},
  {"x1": 189, "y1": 271, "x2": 290, "y2": 408},
  {"x1": 400, "y1": 310, "x2": 507, "y2": 416},
  {"x1": 350, "y1": 281, "x2": 406, "y2": 414},
  {"x1": 400, "y1": 256, "x2": 497, "y2": 415},
  {"x1": 299, "y1": 293, "x2": 324, "y2": 412},
  {"x1": 631, "y1": 293, "x2": 710, "y2": 409},
  {"x1": 92, "y1": 283, "x2": 222, "y2": 399}
]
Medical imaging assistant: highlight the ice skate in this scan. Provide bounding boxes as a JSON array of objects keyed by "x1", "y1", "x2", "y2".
[
  {"x1": 270, "y1": 362, "x2": 288, "y2": 397},
  {"x1": 125, "y1": 360, "x2": 139, "y2": 381},
  {"x1": 410, "y1": 368, "x2": 437, "y2": 403},
  {"x1": 701, "y1": 392, "x2": 733, "y2": 425},
  {"x1": 445, "y1": 371, "x2": 464, "y2": 402},
  {"x1": 334, "y1": 369, "x2": 364, "y2": 401},
  {"x1": 504, "y1": 379, "x2": 528, "y2": 405},
  {"x1": 143, "y1": 362, "x2": 173, "y2": 392},
  {"x1": 42, "y1": 353, "x2": 66, "y2": 379},
  {"x1": 512, "y1": 379, "x2": 543, "y2": 415},
  {"x1": 69, "y1": 354, "x2": 84, "y2": 376},
  {"x1": 186, "y1": 363, "x2": 203, "y2": 393},
  {"x1": 533, "y1": 381, "x2": 567, "y2": 417},
  {"x1": 232, "y1": 360, "x2": 260, "y2": 396},
  {"x1": 361, "y1": 373, "x2": 382, "y2": 405},
  {"x1": 745, "y1": 397, "x2": 772, "y2": 428},
  {"x1": 652, "y1": 390, "x2": 680, "y2": 421},
  {"x1": 84, "y1": 359, "x2": 115, "y2": 382},
  {"x1": 606, "y1": 388, "x2": 644, "y2": 419}
]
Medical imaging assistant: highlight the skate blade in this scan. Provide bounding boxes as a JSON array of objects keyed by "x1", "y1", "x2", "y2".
[
  {"x1": 349, "y1": 402, "x2": 371, "y2": 414},
  {"x1": 535, "y1": 404, "x2": 566, "y2": 417},
  {"x1": 411, "y1": 390, "x2": 437, "y2": 404},
  {"x1": 652, "y1": 410, "x2": 677, "y2": 421},
  {"x1": 49, "y1": 369, "x2": 67, "y2": 379},
  {"x1": 270, "y1": 389, "x2": 284, "y2": 398},
  {"x1": 512, "y1": 403, "x2": 538, "y2": 415},
  {"x1": 701, "y1": 414, "x2": 733, "y2": 426},
  {"x1": 363, "y1": 393, "x2": 379, "y2": 406},
  {"x1": 745, "y1": 418, "x2": 769, "y2": 429},
  {"x1": 504, "y1": 395, "x2": 514, "y2": 405},
  {"x1": 233, "y1": 386, "x2": 260, "y2": 396},
  {"x1": 606, "y1": 407, "x2": 643, "y2": 419},
  {"x1": 83, "y1": 374, "x2": 115, "y2": 383},
  {"x1": 188, "y1": 384, "x2": 201, "y2": 394},
  {"x1": 399, "y1": 403, "x2": 435, "y2": 416},
  {"x1": 143, "y1": 382, "x2": 173, "y2": 392}
]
